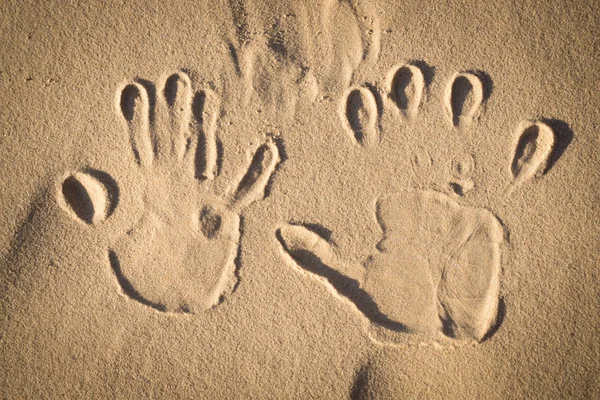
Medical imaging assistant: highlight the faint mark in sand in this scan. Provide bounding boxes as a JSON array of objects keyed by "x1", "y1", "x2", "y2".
[
  {"x1": 341, "y1": 86, "x2": 379, "y2": 147},
  {"x1": 227, "y1": 0, "x2": 250, "y2": 47},
  {"x1": 58, "y1": 170, "x2": 118, "y2": 225},
  {"x1": 319, "y1": 0, "x2": 375, "y2": 93},
  {"x1": 448, "y1": 153, "x2": 475, "y2": 196},
  {"x1": 225, "y1": 4, "x2": 319, "y2": 123},
  {"x1": 60, "y1": 71, "x2": 281, "y2": 314},
  {"x1": 410, "y1": 147, "x2": 433, "y2": 184},
  {"x1": 450, "y1": 153, "x2": 475, "y2": 180},
  {"x1": 224, "y1": 0, "x2": 380, "y2": 107},
  {"x1": 277, "y1": 191, "x2": 503, "y2": 342},
  {"x1": 411, "y1": 148, "x2": 475, "y2": 197}
]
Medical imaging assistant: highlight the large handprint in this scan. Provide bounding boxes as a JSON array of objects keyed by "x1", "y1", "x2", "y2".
[{"x1": 277, "y1": 62, "x2": 560, "y2": 344}]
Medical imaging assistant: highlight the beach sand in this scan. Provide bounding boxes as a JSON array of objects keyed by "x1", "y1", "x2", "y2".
[{"x1": 1, "y1": 0, "x2": 599, "y2": 398}]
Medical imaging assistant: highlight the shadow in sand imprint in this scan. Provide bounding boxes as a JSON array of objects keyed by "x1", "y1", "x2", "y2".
[
  {"x1": 276, "y1": 230, "x2": 407, "y2": 333},
  {"x1": 107, "y1": 250, "x2": 167, "y2": 313},
  {"x1": 60, "y1": 169, "x2": 119, "y2": 225},
  {"x1": 350, "y1": 364, "x2": 373, "y2": 400},
  {"x1": 134, "y1": 79, "x2": 157, "y2": 121},
  {"x1": 448, "y1": 70, "x2": 493, "y2": 127},
  {"x1": 541, "y1": 118, "x2": 573, "y2": 174},
  {"x1": 410, "y1": 59, "x2": 436, "y2": 88}
]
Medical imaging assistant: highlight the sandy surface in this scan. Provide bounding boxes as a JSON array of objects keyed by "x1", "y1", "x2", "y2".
[{"x1": 1, "y1": 0, "x2": 599, "y2": 398}]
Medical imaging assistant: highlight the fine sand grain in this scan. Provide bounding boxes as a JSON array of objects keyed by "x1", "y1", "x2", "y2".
[{"x1": 1, "y1": 0, "x2": 599, "y2": 398}]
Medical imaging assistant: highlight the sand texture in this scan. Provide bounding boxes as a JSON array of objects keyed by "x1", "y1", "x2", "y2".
[{"x1": 1, "y1": 0, "x2": 599, "y2": 398}]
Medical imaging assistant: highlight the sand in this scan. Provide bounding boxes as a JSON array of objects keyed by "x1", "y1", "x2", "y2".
[{"x1": 1, "y1": 0, "x2": 599, "y2": 398}]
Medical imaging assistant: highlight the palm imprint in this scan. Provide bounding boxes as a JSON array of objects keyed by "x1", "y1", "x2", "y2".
[{"x1": 59, "y1": 71, "x2": 280, "y2": 314}]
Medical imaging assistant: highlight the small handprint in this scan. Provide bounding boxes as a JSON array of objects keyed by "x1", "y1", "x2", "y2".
[{"x1": 59, "y1": 71, "x2": 280, "y2": 314}]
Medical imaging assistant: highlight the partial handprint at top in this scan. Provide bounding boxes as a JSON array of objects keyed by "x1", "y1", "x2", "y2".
[
  {"x1": 277, "y1": 62, "x2": 568, "y2": 344},
  {"x1": 58, "y1": 71, "x2": 280, "y2": 314}
]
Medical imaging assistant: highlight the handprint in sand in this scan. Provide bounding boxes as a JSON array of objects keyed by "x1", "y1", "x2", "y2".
[
  {"x1": 58, "y1": 71, "x2": 280, "y2": 313},
  {"x1": 277, "y1": 63, "x2": 565, "y2": 344}
]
